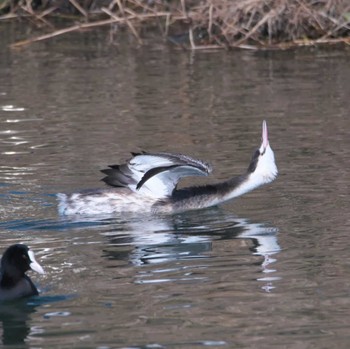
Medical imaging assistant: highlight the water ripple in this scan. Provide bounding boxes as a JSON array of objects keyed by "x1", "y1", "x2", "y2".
[{"x1": 1, "y1": 105, "x2": 26, "y2": 112}]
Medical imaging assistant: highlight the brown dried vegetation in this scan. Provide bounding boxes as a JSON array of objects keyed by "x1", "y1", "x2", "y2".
[{"x1": 1, "y1": 0, "x2": 350, "y2": 49}]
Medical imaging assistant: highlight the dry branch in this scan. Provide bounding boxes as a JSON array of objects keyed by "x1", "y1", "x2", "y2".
[{"x1": 11, "y1": 13, "x2": 171, "y2": 48}]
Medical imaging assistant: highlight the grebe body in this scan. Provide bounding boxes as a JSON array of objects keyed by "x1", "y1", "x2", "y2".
[{"x1": 58, "y1": 121, "x2": 278, "y2": 216}]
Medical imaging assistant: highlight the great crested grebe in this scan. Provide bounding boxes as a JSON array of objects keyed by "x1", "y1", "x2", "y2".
[
  {"x1": 0, "y1": 244, "x2": 45, "y2": 301},
  {"x1": 58, "y1": 120, "x2": 277, "y2": 215}
]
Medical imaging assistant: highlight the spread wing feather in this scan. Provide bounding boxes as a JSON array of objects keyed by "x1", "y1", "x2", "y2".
[{"x1": 101, "y1": 152, "x2": 212, "y2": 198}]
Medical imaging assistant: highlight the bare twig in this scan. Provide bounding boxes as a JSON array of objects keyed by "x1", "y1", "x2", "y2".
[
  {"x1": 318, "y1": 9, "x2": 350, "y2": 39},
  {"x1": 128, "y1": 0, "x2": 158, "y2": 15},
  {"x1": 19, "y1": 4, "x2": 55, "y2": 28},
  {"x1": 37, "y1": 7, "x2": 58, "y2": 19},
  {"x1": 208, "y1": 3, "x2": 213, "y2": 40},
  {"x1": 181, "y1": 0, "x2": 187, "y2": 17},
  {"x1": 11, "y1": 13, "x2": 171, "y2": 48},
  {"x1": 235, "y1": 10, "x2": 275, "y2": 46},
  {"x1": 189, "y1": 27, "x2": 195, "y2": 49},
  {"x1": 165, "y1": 12, "x2": 171, "y2": 36},
  {"x1": 117, "y1": 0, "x2": 143, "y2": 44},
  {"x1": 102, "y1": 6, "x2": 143, "y2": 44},
  {"x1": 69, "y1": 0, "x2": 88, "y2": 18}
]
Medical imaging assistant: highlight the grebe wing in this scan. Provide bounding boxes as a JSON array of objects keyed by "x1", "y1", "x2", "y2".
[{"x1": 101, "y1": 152, "x2": 212, "y2": 198}]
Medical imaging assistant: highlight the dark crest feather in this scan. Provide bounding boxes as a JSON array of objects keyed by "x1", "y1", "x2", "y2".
[{"x1": 101, "y1": 165, "x2": 136, "y2": 188}]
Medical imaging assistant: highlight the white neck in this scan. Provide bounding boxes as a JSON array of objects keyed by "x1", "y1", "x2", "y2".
[
  {"x1": 222, "y1": 172, "x2": 268, "y2": 202},
  {"x1": 214, "y1": 144, "x2": 278, "y2": 205}
]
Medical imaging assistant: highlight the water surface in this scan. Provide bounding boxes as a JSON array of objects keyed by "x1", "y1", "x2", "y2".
[{"x1": 0, "y1": 25, "x2": 350, "y2": 348}]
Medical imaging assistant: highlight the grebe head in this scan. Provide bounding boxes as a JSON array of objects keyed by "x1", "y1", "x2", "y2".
[{"x1": 247, "y1": 120, "x2": 278, "y2": 183}]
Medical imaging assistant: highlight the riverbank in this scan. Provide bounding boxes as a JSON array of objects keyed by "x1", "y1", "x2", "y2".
[{"x1": 2, "y1": 0, "x2": 350, "y2": 49}]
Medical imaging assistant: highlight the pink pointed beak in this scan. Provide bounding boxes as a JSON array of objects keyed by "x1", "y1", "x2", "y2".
[{"x1": 262, "y1": 120, "x2": 269, "y2": 149}]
